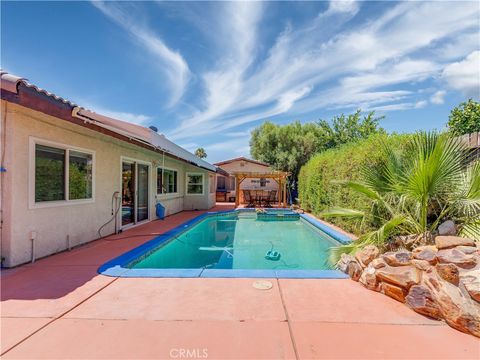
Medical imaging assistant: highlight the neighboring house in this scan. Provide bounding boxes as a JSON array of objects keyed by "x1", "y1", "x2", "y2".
[
  {"x1": 214, "y1": 157, "x2": 279, "y2": 203},
  {"x1": 0, "y1": 72, "x2": 219, "y2": 267},
  {"x1": 458, "y1": 131, "x2": 480, "y2": 163}
]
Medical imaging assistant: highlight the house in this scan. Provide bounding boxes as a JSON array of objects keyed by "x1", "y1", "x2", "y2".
[
  {"x1": 214, "y1": 157, "x2": 287, "y2": 206},
  {"x1": 0, "y1": 72, "x2": 219, "y2": 267}
]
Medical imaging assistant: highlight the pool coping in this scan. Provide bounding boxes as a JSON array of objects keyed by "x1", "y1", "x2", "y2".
[{"x1": 98, "y1": 209, "x2": 352, "y2": 279}]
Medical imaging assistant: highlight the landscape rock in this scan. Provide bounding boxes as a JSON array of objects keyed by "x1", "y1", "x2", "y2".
[
  {"x1": 411, "y1": 259, "x2": 433, "y2": 272},
  {"x1": 359, "y1": 265, "x2": 381, "y2": 291},
  {"x1": 456, "y1": 246, "x2": 479, "y2": 255},
  {"x1": 437, "y1": 249, "x2": 477, "y2": 269},
  {"x1": 344, "y1": 239, "x2": 480, "y2": 337},
  {"x1": 413, "y1": 249, "x2": 437, "y2": 264},
  {"x1": 412, "y1": 245, "x2": 438, "y2": 254},
  {"x1": 406, "y1": 285, "x2": 442, "y2": 319},
  {"x1": 438, "y1": 220, "x2": 457, "y2": 236},
  {"x1": 436, "y1": 263, "x2": 459, "y2": 285},
  {"x1": 376, "y1": 265, "x2": 421, "y2": 289},
  {"x1": 337, "y1": 253, "x2": 356, "y2": 273},
  {"x1": 355, "y1": 245, "x2": 379, "y2": 267},
  {"x1": 382, "y1": 282, "x2": 408, "y2": 303},
  {"x1": 370, "y1": 257, "x2": 387, "y2": 269},
  {"x1": 435, "y1": 236, "x2": 475, "y2": 250},
  {"x1": 423, "y1": 270, "x2": 480, "y2": 337},
  {"x1": 460, "y1": 269, "x2": 480, "y2": 303},
  {"x1": 383, "y1": 250, "x2": 413, "y2": 266},
  {"x1": 347, "y1": 261, "x2": 363, "y2": 281}
]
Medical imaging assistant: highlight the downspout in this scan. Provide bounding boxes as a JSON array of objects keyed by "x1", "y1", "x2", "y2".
[{"x1": 0, "y1": 101, "x2": 6, "y2": 266}]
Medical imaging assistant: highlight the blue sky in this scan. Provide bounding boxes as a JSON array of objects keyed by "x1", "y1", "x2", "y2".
[{"x1": 2, "y1": 1, "x2": 479, "y2": 162}]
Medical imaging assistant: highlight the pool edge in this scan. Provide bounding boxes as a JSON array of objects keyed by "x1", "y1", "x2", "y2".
[{"x1": 98, "y1": 208, "x2": 352, "y2": 279}]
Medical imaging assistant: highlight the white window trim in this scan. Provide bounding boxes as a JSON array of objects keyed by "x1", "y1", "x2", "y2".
[
  {"x1": 119, "y1": 157, "x2": 152, "y2": 230},
  {"x1": 186, "y1": 172, "x2": 205, "y2": 196},
  {"x1": 29, "y1": 137, "x2": 96, "y2": 209},
  {"x1": 156, "y1": 166, "x2": 179, "y2": 197}
]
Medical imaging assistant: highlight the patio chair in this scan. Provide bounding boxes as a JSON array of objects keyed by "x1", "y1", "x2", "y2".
[
  {"x1": 264, "y1": 190, "x2": 277, "y2": 207},
  {"x1": 243, "y1": 190, "x2": 255, "y2": 207}
]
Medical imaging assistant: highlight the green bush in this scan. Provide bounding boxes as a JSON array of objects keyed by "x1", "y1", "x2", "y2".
[{"x1": 298, "y1": 133, "x2": 410, "y2": 234}]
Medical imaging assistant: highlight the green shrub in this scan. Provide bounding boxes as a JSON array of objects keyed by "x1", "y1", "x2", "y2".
[{"x1": 298, "y1": 133, "x2": 410, "y2": 234}]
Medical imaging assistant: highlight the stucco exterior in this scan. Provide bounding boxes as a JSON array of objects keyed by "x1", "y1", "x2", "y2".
[{"x1": 0, "y1": 100, "x2": 215, "y2": 267}]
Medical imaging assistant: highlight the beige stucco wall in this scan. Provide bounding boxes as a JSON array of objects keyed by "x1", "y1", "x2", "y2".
[{"x1": 0, "y1": 101, "x2": 215, "y2": 267}]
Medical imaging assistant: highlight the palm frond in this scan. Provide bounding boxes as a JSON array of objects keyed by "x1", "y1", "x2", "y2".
[
  {"x1": 320, "y1": 207, "x2": 365, "y2": 218},
  {"x1": 328, "y1": 243, "x2": 359, "y2": 266}
]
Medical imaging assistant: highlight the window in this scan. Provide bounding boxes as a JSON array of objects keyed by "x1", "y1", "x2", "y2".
[
  {"x1": 69, "y1": 151, "x2": 93, "y2": 200},
  {"x1": 186, "y1": 173, "x2": 204, "y2": 195},
  {"x1": 33, "y1": 142, "x2": 94, "y2": 204},
  {"x1": 35, "y1": 145, "x2": 66, "y2": 202},
  {"x1": 217, "y1": 176, "x2": 226, "y2": 190},
  {"x1": 157, "y1": 168, "x2": 178, "y2": 194}
]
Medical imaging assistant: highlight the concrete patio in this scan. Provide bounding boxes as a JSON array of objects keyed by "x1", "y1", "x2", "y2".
[{"x1": 1, "y1": 204, "x2": 478, "y2": 359}]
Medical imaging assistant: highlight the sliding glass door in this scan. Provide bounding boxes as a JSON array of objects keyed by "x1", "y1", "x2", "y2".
[
  {"x1": 121, "y1": 160, "x2": 149, "y2": 227},
  {"x1": 137, "y1": 164, "x2": 149, "y2": 222}
]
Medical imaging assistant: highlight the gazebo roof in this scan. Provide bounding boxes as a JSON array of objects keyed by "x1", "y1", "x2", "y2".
[{"x1": 230, "y1": 171, "x2": 289, "y2": 179}]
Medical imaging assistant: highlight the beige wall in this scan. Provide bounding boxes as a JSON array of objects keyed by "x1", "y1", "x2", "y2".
[{"x1": 0, "y1": 101, "x2": 215, "y2": 267}]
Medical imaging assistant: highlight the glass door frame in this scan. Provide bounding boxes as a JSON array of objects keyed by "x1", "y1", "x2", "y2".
[{"x1": 119, "y1": 157, "x2": 151, "y2": 229}]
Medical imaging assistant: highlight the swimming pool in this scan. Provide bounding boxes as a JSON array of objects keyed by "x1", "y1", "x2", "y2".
[{"x1": 99, "y1": 209, "x2": 352, "y2": 278}]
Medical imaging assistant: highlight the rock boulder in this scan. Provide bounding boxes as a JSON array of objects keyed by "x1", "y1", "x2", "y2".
[
  {"x1": 436, "y1": 263, "x2": 459, "y2": 285},
  {"x1": 435, "y1": 236, "x2": 475, "y2": 250},
  {"x1": 437, "y1": 249, "x2": 477, "y2": 269},
  {"x1": 411, "y1": 259, "x2": 433, "y2": 272},
  {"x1": 460, "y1": 269, "x2": 480, "y2": 303},
  {"x1": 406, "y1": 285, "x2": 442, "y2": 319},
  {"x1": 382, "y1": 282, "x2": 408, "y2": 303},
  {"x1": 355, "y1": 245, "x2": 379, "y2": 267},
  {"x1": 413, "y1": 249, "x2": 437, "y2": 264},
  {"x1": 347, "y1": 261, "x2": 363, "y2": 281},
  {"x1": 337, "y1": 253, "x2": 356, "y2": 273},
  {"x1": 423, "y1": 271, "x2": 480, "y2": 337},
  {"x1": 383, "y1": 251, "x2": 413, "y2": 266},
  {"x1": 359, "y1": 265, "x2": 381, "y2": 291},
  {"x1": 438, "y1": 220, "x2": 457, "y2": 236},
  {"x1": 376, "y1": 265, "x2": 420, "y2": 289}
]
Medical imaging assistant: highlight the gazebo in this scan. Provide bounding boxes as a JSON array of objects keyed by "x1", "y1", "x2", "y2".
[{"x1": 231, "y1": 170, "x2": 290, "y2": 207}]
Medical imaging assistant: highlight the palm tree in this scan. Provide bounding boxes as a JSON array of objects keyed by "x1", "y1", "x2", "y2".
[
  {"x1": 322, "y1": 131, "x2": 480, "y2": 262},
  {"x1": 194, "y1": 147, "x2": 207, "y2": 159}
]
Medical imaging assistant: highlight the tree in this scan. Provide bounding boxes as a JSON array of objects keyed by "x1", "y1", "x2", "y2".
[
  {"x1": 322, "y1": 132, "x2": 480, "y2": 262},
  {"x1": 318, "y1": 110, "x2": 385, "y2": 149},
  {"x1": 250, "y1": 121, "x2": 324, "y2": 181},
  {"x1": 249, "y1": 110, "x2": 384, "y2": 181},
  {"x1": 194, "y1": 147, "x2": 207, "y2": 159},
  {"x1": 447, "y1": 99, "x2": 480, "y2": 136}
]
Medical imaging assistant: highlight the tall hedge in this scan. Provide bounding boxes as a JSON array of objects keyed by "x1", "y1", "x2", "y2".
[{"x1": 298, "y1": 133, "x2": 410, "y2": 234}]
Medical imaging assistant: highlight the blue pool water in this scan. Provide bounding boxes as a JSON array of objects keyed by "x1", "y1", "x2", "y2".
[{"x1": 129, "y1": 211, "x2": 341, "y2": 270}]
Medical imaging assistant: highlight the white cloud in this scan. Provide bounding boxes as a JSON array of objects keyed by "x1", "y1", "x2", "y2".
[
  {"x1": 442, "y1": 51, "x2": 480, "y2": 98},
  {"x1": 82, "y1": 103, "x2": 151, "y2": 125},
  {"x1": 430, "y1": 90, "x2": 447, "y2": 105},
  {"x1": 415, "y1": 100, "x2": 428, "y2": 109},
  {"x1": 327, "y1": 1, "x2": 359, "y2": 15},
  {"x1": 169, "y1": 1, "x2": 264, "y2": 138},
  {"x1": 91, "y1": 1, "x2": 190, "y2": 106},
  {"x1": 162, "y1": 1, "x2": 479, "y2": 140}
]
